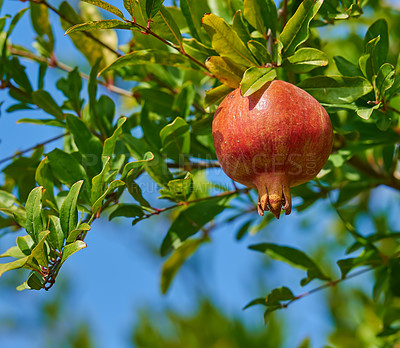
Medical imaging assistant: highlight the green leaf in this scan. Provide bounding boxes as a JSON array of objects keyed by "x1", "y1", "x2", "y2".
[
  {"x1": 146, "y1": 0, "x2": 164, "y2": 19},
  {"x1": 25, "y1": 187, "x2": 43, "y2": 244},
  {"x1": 281, "y1": 48, "x2": 328, "y2": 73},
  {"x1": 205, "y1": 56, "x2": 243, "y2": 88},
  {"x1": 280, "y1": 0, "x2": 323, "y2": 57},
  {"x1": 123, "y1": 0, "x2": 134, "y2": 17},
  {"x1": 66, "y1": 223, "x2": 91, "y2": 244},
  {"x1": 240, "y1": 67, "x2": 277, "y2": 97},
  {"x1": 17, "y1": 118, "x2": 65, "y2": 127},
  {"x1": 92, "y1": 180, "x2": 125, "y2": 214},
  {"x1": 65, "y1": 19, "x2": 133, "y2": 35},
  {"x1": 160, "y1": 195, "x2": 232, "y2": 256},
  {"x1": 243, "y1": 0, "x2": 277, "y2": 37},
  {"x1": 48, "y1": 215, "x2": 64, "y2": 251},
  {"x1": 7, "y1": 57, "x2": 33, "y2": 93},
  {"x1": 247, "y1": 40, "x2": 272, "y2": 65},
  {"x1": 60, "y1": 180, "x2": 83, "y2": 239},
  {"x1": 356, "y1": 103, "x2": 380, "y2": 120},
  {"x1": 56, "y1": 68, "x2": 83, "y2": 115},
  {"x1": 232, "y1": 10, "x2": 251, "y2": 44},
  {"x1": 32, "y1": 90, "x2": 64, "y2": 120},
  {"x1": 160, "y1": 117, "x2": 190, "y2": 161},
  {"x1": 16, "y1": 235, "x2": 34, "y2": 256},
  {"x1": 99, "y1": 49, "x2": 190, "y2": 76},
  {"x1": 60, "y1": 240, "x2": 86, "y2": 266},
  {"x1": 81, "y1": 0, "x2": 126, "y2": 20},
  {"x1": 359, "y1": 36, "x2": 380, "y2": 80},
  {"x1": 202, "y1": 13, "x2": 257, "y2": 68},
  {"x1": 0, "y1": 257, "x2": 31, "y2": 278},
  {"x1": 126, "y1": 177, "x2": 150, "y2": 207},
  {"x1": 375, "y1": 63, "x2": 395, "y2": 100},
  {"x1": 236, "y1": 219, "x2": 253, "y2": 240},
  {"x1": 249, "y1": 243, "x2": 330, "y2": 285},
  {"x1": 159, "y1": 173, "x2": 193, "y2": 202},
  {"x1": 102, "y1": 117, "x2": 127, "y2": 160},
  {"x1": 0, "y1": 246, "x2": 26, "y2": 259},
  {"x1": 0, "y1": 190, "x2": 19, "y2": 209},
  {"x1": 161, "y1": 238, "x2": 205, "y2": 294},
  {"x1": 121, "y1": 152, "x2": 154, "y2": 180},
  {"x1": 109, "y1": 204, "x2": 145, "y2": 221},
  {"x1": 180, "y1": 0, "x2": 210, "y2": 42},
  {"x1": 333, "y1": 56, "x2": 362, "y2": 77},
  {"x1": 17, "y1": 271, "x2": 44, "y2": 291},
  {"x1": 297, "y1": 76, "x2": 373, "y2": 104},
  {"x1": 205, "y1": 84, "x2": 234, "y2": 106},
  {"x1": 47, "y1": 149, "x2": 91, "y2": 202},
  {"x1": 337, "y1": 249, "x2": 381, "y2": 278},
  {"x1": 35, "y1": 157, "x2": 56, "y2": 207},
  {"x1": 66, "y1": 114, "x2": 103, "y2": 174},
  {"x1": 364, "y1": 19, "x2": 388, "y2": 71},
  {"x1": 91, "y1": 157, "x2": 110, "y2": 204},
  {"x1": 151, "y1": 6, "x2": 182, "y2": 45},
  {"x1": 243, "y1": 297, "x2": 267, "y2": 310}
]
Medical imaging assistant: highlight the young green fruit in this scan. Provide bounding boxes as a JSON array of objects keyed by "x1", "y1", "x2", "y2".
[{"x1": 212, "y1": 80, "x2": 333, "y2": 219}]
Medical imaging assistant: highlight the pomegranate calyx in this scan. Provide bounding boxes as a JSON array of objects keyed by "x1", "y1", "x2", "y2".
[{"x1": 255, "y1": 174, "x2": 292, "y2": 219}]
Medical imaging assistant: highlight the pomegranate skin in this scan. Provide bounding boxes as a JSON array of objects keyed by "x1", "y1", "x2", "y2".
[{"x1": 212, "y1": 80, "x2": 333, "y2": 218}]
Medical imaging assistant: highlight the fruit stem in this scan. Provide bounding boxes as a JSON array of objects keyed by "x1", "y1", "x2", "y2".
[{"x1": 254, "y1": 173, "x2": 291, "y2": 219}]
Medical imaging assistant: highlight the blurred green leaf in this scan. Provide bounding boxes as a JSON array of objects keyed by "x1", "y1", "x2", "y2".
[
  {"x1": 180, "y1": 0, "x2": 210, "y2": 42},
  {"x1": 205, "y1": 84, "x2": 233, "y2": 106},
  {"x1": 364, "y1": 19, "x2": 388, "y2": 72},
  {"x1": 334, "y1": 56, "x2": 362, "y2": 77},
  {"x1": 60, "y1": 180, "x2": 83, "y2": 239},
  {"x1": 240, "y1": 67, "x2": 277, "y2": 97},
  {"x1": 56, "y1": 68, "x2": 83, "y2": 115},
  {"x1": 297, "y1": 76, "x2": 373, "y2": 104},
  {"x1": 280, "y1": 0, "x2": 323, "y2": 57},
  {"x1": 202, "y1": 13, "x2": 257, "y2": 67},
  {"x1": 249, "y1": 243, "x2": 330, "y2": 285},
  {"x1": 281, "y1": 48, "x2": 328, "y2": 73},
  {"x1": 232, "y1": 10, "x2": 251, "y2": 44},
  {"x1": 375, "y1": 63, "x2": 395, "y2": 100},
  {"x1": 243, "y1": 0, "x2": 277, "y2": 37},
  {"x1": 109, "y1": 204, "x2": 145, "y2": 221},
  {"x1": 161, "y1": 237, "x2": 205, "y2": 294}
]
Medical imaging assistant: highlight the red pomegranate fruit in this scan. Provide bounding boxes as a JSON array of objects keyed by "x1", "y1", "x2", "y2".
[{"x1": 212, "y1": 80, "x2": 333, "y2": 219}]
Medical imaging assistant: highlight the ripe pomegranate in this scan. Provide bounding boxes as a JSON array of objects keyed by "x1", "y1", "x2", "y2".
[{"x1": 212, "y1": 80, "x2": 333, "y2": 219}]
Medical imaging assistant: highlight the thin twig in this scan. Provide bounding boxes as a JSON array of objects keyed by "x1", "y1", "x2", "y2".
[{"x1": 0, "y1": 133, "x2": 68, "y2": 165}]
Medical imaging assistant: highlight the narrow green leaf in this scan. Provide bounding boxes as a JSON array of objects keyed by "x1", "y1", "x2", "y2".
[
  {"x1": 32, "y1": 90, "x2": 64, "y2": 120},
  {"x1": 65, "y1": 19, "x2": 133, "y2": 35},
  {"x1": 60, "y1": 240, "x2": 86, "y2": 265},
  {"x1": 7, "y1": 57, "x2": 33, "y2": 93},
  {"x1": 99, "y1": 49, "x2": 190, "y2": 76},
  {"x1": 0, "y1": 257, "x2": 30, "y2": 278},
  {"x1": 280, "y1": 0, "x2": 323, "y2": 57},
  {"x1": 243, "y1": 0, "x2": 277, "y2": 37},
  {"x1": 160, "y1": 195, "x2": 232, "y2": 256},
  {"x1": 240, "y1": 67, "x2": 277, "y2": 97},
  {"x1": 81, "y1": 0, "x2": 125, "y2": 20},
  {"x1": 121, "y1": 152, "x2": 154, "y2": 180},
  {"x1": 56, "y1": 68, "x2": 83, "y2": 115},
  {"x1": 161, "y1": 238, "x2": 205, "y2": 294},
  {"x1": 297, "y1": 76, "x2": 373, "y2": 104},
  {"x1": 202, "y1": 13, "x2": 257, "y2": 67},
  {"x1": 17, "y1": 272, "x2": 43, "y2": 291},
  {"x1": 59, "y1": 180, "x2": 83, "y2": 239},
  {"x1": 247, "y1": 40, "x2": 272, "y2": 65},
  {"x1": 102, "y1": 117, "x2": 127, "y2": 160},
  {"x1": 364, "y1": 19, "x2": 388, "y2": 71},
  {"x1": 281, "y1": 48, "x2": 328, "y2": 73},
  {"x1": 47, "y1": 148, "x2": 91, "y2": 201},
  {"x1": 375, "y1": 63, "x2": 395, "y2": 100},
  {"x1": 48, "y1": 215, "x2": 64, "y2": 251},
  {"x1": 25, "y1": 187, "x2": 43, "y2": 244},
  {"x1": 151, "y1": 5, "x2": 182, "y2": 45},
  {"x1": 35, "y1": 157, "x2": 56, "y2": 207},
  {"x1": 243, "y1": 297, "x2": 267, "y2": 310},
  {"x1": 91, "y1": 157, "x2": 110, "y2": 204},
  {"x1": 66, "y1": 114, "x2": 103, "y2": 173},
  {"x1": 232, "y1": 10, "x2": 251, "y2": 44},
  {"x1": 17, "y1": 118, "x2": 65, "y2": 127},
  {"x1": 92, "y1": 180, "x2": 125, "y2": 214},
  {"x1": 66, "y1": 223, "x2": 91, "y2": 244},
  {"x1": 180, "y1": 0, "x2": 210, "y2": 42},
  {"x1": 146, "y1": 0, "x2": 164, "y2": 19},
  {"x1": 205, "y1": 56, "x2": 243, "y2": 89}
]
